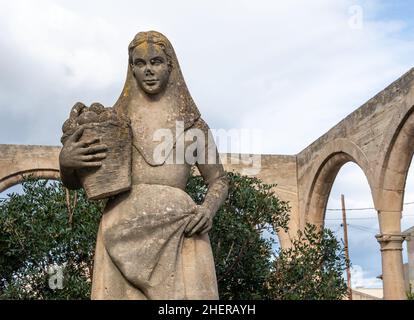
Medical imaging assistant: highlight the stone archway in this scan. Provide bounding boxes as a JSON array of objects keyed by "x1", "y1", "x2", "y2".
[
  {"x1": 0, "y1": 144, "x2": 61, "y2": 194},
  {"x1": 378, "y1": 105, "x2": 414, "y2": 212},
  {"x1": 303, "y1": 139, "x2": 376, "y2": 227},
  {"x1": 0, "y1": 169, "x2": 61, "y2": 194},
  {"x1": 374, "y1": 104, "x2": 414, "y2": 299}
]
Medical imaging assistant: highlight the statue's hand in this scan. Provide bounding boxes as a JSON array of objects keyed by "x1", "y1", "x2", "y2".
[
  {"x1": 59, "y1": 125, "x2": 108, "y2": 171},
  {"x1": 185, "y1": 205, "x2": 214, "y2": 237}
]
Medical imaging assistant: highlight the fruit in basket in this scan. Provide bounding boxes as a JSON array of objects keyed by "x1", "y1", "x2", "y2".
[
  {"x1": 62, "y1": 103, "x2": 128, "y2": 137},
  {"x1": 77, "y1": 111, "x2": 99, "y2": 125},
  {"x1": 70, "y1": 102, "x2": 86, "y2": 119},
  {"x1": 89, "y1": 102, "x2": 106, "y2": 115},
  {"x1": 61, "y1": 101, "x2": 132, "y2": 200},
  {"x1": 62, "y1": 118, "x2": 76, "y2": 133}
]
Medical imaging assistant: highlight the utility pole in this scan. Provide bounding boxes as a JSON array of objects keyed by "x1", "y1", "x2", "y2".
[{"x1": 341, "y1": 194, "x2": 352, "y2": 300}]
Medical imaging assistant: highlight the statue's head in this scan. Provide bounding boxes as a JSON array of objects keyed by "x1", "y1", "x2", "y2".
[
  {"x1": 115, "y1": 31, "x2": 200, "y2": 134},
  {"x1": 128, "y1": 31, "x2": 173, "y2": 96}
]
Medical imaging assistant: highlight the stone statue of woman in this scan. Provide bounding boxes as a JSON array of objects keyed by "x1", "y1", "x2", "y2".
[{"x1": 59, "y1": 31, "x2": 228, "y2": 300}]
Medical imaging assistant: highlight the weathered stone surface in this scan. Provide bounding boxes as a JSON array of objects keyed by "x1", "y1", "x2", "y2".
[{"x1": 59, "y1": 31, "x2": 228, "y2": 300}]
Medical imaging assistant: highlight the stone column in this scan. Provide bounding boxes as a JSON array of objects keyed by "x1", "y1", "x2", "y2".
[
  {"x1": 406, "y1": 229, "x2": 414, "y2": 291},
  {"x1": 376, "y1": 210, "x2": 407, "y2": 300}
]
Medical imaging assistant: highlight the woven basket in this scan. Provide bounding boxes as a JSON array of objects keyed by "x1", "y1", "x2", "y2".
[{"x1": 77, "y1": 121, "x2": 132, "y2": 200}]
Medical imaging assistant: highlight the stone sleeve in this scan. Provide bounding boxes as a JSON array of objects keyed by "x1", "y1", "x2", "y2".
[{"x1": 193, "y1": 118, "x2": 229, "y2": 216}]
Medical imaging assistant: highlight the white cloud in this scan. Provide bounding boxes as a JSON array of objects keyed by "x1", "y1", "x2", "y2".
[
  {"x1": 350, "y1": 264, "x2": 382, "y2": 288},
  {"x1": 1, "y1": 0, "x2": 414, "y2": 150}
]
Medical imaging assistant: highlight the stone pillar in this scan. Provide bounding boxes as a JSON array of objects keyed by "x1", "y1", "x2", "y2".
[
  {"x1": 406, "y1": 229, "x2": 414, "y2": 291},
  {"x1": 376, "y1": 210, "x2": 407, "y2": 300}
]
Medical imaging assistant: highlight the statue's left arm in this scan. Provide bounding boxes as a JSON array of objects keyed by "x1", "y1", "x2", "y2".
[
  {"x1": 197, "y1": 158, "x2": 228, "y2": 218},
  {"x1": 185, "y1": 118, "x2": 229, "y2": 236}
]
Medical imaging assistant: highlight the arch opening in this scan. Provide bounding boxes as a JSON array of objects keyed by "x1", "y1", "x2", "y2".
[
  {"x1": 325, "y1": 163, "x2": 382, "y2": 293},
  {"x1": 400, "y1": 160, "x2": 414, "y2": 294},
  {"x1": 305, "y1": 151, "x2": 375, "y2": 228}
]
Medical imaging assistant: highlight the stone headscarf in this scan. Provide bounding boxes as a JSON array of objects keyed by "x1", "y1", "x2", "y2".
[{"x1": 113, "y1": 31, "x2": 201, "y2": 166}]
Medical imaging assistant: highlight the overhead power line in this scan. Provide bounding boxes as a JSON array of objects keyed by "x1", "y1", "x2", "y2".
[
  {"x1": 326, "y1": 201, "x2": 414, "y2": 212},
  {"x1": 325, "y1": 214, "x2": 414, "y2": 221},
  {"x1": 347, "y1": 224, "x2": 379, "y2": 233}
]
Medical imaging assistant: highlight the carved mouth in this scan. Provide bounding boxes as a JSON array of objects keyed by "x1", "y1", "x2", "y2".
[{"x1": 144, "y1": 79, "x2": 159, "y2": 86}]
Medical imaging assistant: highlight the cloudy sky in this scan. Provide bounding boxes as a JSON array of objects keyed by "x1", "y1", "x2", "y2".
[{"x1": 1, "y1": 0, "x2": 414, "y2": 290}]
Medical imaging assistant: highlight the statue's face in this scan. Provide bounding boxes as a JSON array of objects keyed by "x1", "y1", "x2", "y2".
[{"x1": 131, "y1": 43, "x2": 171, "y2": 95}]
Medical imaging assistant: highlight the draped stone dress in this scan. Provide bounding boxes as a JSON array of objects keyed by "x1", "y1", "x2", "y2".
[{"x1": 90, "y1": 117, "x2": 227, "y2": 300}]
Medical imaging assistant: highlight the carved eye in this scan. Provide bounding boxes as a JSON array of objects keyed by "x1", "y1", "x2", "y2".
[
  {"x1": 134, "y1": 60, "x2": 145, "y2": 67},
  {"x1": 152, "y1": 58, "x2": 163, "y2": 66}
]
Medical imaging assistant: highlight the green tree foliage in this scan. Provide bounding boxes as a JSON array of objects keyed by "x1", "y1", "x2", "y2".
[
  {"x1": 186, "y1": 172, "x2": 291, "y2": 299},
  {"x1": 268, "y1": 224, "x2": 348, "y2": 300},
  {"x1": 0, "y1": 179, "x2": 103, "y2": 299},
  {"x1": 407, "y1": 285, "x2": 414, "y2": 300},
  {"x1": 0, "y1": 173, "x2": 347, "y2": 300}
]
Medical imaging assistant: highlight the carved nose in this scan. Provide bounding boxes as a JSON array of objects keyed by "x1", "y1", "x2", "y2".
[{"x1": 145, "y1": 67, "x2": 154, "y2": 76}]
